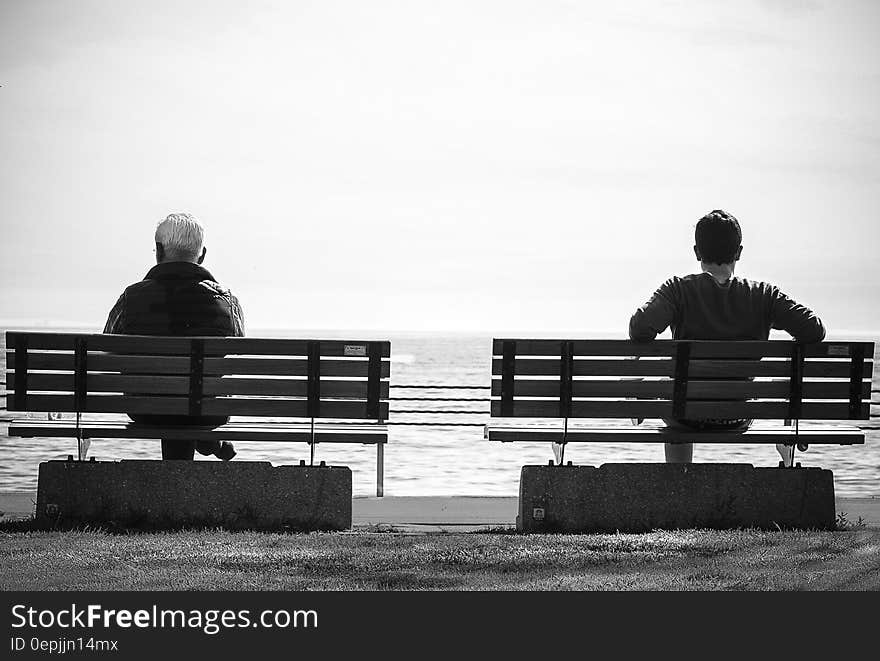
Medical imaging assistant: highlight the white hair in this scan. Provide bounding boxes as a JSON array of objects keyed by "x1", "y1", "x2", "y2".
[{"x1": 155, "y1": 213, "x2": 205, "y2": 262}]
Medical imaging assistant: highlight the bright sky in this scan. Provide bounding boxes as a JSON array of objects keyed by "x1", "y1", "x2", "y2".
[{"x1": 1, "y1": 0, "x2": 878, "y2": 334}]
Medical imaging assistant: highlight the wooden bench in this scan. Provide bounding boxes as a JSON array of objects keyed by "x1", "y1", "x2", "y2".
[
  {"x1": 5, "y1": 331, "x2": 391, "y2": 496},
  {"x1": 487, "y1": 339, "x2": 874, "y2": 457}
]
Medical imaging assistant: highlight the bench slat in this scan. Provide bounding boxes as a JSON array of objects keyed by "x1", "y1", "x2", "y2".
[
  {"x1": 7, "y1": 373, "x2": 191, "y2": 395},
  {"x1": 486, "y1": 424, "x2": 865, "y2": 444},
  {"x1": 201, "y1": 338, "x2": 391, "y2": 357},
  {"x1": 202, "y1": 357, "x2": 391, "y2": 378},
  {"x1": 200, "y1": 398, "x2": 389, "y2": 419},
  {"x1": 5, "y1": 332, "x2": 194, "y2": 354},
  {"x1": 8, "y1": 394, "x2": 191, "y2": 415},
  {"x1": 5, "y1": 333, "x2": 393, "y2": 358},
  {"x1": 6, "y1": 353, "x2": 392, "y2": 378},
  {"x1": 7, "y1": 376, "x2": 390, "y2": 401},
  {"x1": 5, "y1": 393, "x2": 389, "y2": 419},
  {"x1": 202, "y1": 377, "x2": 390, "y2": 399},
  {"x1": 6, "y1": 375, "x2": 390, "y2": 400},
  {"x1": 490, "y1": 378, "x2": 872, "y2": 400},
  {"x1": 7, "y1": 352, "x2": 192, "y2": 374},
  {"x1": 491, "y1": 358, "x2": 872, "y2": 379},
  {"x1": 8, "y1": 420, "x2": 387, "y2": 444},
  {"x1": 490, "y1": 399, "x2": 870, "y2": 420},
  {"x1": 492, "y1": 339, "x2": 875, "y2": 359}
]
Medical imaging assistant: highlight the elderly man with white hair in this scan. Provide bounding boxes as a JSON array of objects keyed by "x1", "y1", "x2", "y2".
[{"x1": 104, "y1": 213, "x2": 245, "y2": 460}]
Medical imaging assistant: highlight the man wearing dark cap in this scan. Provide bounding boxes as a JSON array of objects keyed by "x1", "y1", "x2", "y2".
[{"x1": 629, "y1": 209, "x2": 826, "y2": 464}]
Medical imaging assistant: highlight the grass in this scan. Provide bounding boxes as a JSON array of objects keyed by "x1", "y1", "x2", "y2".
[
  {"x1": 2, "y1": 526, "x2": 879, "y2": 590},
  {"x1": 835, "y1": 511, "x2": 868, "y2": 530}
]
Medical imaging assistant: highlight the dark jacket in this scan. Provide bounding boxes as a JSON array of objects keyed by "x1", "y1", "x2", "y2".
[
  {"x1": 104, "y1": 261, "x2": 244, "y2": 426},
  {"x1": 629, "y1": 273, "x2": 825, "y2": 343},
  {"x1": 104, "y1": 261, "x2": 244, "y2": 337}
]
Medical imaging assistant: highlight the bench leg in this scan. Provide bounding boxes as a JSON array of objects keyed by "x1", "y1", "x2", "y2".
[
  {"x1": 376, "y1": 443, "x2": 384, "y2": 498},
  {"x1": 664, "y1": 442, "x2": 693, "y2": 463},
  {"x1": 776, "y1": 442, "x2": 795, "y2": 468},
  {"x1": 75, "y1": 412, "x2": 90, "y2": 461}
]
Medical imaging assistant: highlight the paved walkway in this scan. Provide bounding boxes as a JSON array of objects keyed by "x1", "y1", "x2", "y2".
[
  {"x1": 3, "y1": 491, "x2": 878, "y2": 530},
  {"x1": 353, "y1": 496, "x2": 518, "y2": 531},
  {"x1": 0, "y1": 491, "x2": 33, "y2": 520}
]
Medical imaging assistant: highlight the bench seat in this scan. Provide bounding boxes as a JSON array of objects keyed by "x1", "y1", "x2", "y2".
[
  {"x1": 5, "y1": 332, "x2": 393, "y2": 498},
  {"x1": 489, "y1": 338, "x2": 874, "y2": 532},
  {"x1": 487, "y1": 422, "x2": 865, "y2": 445},
  {"x1": 8, "y1": 419, "x2": 387, "y2": 444}
]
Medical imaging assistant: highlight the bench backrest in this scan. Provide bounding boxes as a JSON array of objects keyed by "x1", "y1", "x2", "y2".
[
  {"x1": 5, "y1": 332, "x2": 391, "y2": 421},
  {"x1": 491, "y1": 339, "x2": 874, "y2": 421}
]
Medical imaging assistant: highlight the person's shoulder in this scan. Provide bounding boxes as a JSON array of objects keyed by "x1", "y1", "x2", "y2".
[
  {"x1": 662, "y1": 273, "x2": 705, "y2": 291},
  {"x1": 119, "y1": 279, "x2": 155, "y2": 297},
  {"x1": 730, "y1": 276, "x2": 780, "y2": 296},
  {"x1": 198, "y1": 278, "x2": 239, "y2": 301},
  {"x1": 677, "y1": 273, "x2": 705, "y2": 285},
  {"x1": 645, "y1": 274, "x2": 694, "y2": 294}
]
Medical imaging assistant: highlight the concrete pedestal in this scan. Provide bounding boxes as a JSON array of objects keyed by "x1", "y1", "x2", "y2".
[
  {"x1": 517, "y1": 463, "x2": 835, "y2": 533},
  {"x1": 36, "y1": 460, "x2": 351, "y2": 531}
]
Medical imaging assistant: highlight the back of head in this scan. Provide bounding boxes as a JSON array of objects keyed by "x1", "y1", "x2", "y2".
[
  {"x1": 695, "y1": 209, "x2": 742, "y2": 265},
  {"x1": 155, "y1": 213, "x2": 205, "y2": 263}
]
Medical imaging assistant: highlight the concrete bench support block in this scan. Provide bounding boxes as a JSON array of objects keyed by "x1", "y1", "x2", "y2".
[
  {"x1": 518, "y1": 463, "x2": 835, "y2": 533},
  {"x1": 36, "y1": 460, "x2": 352, "y2": 531}
]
